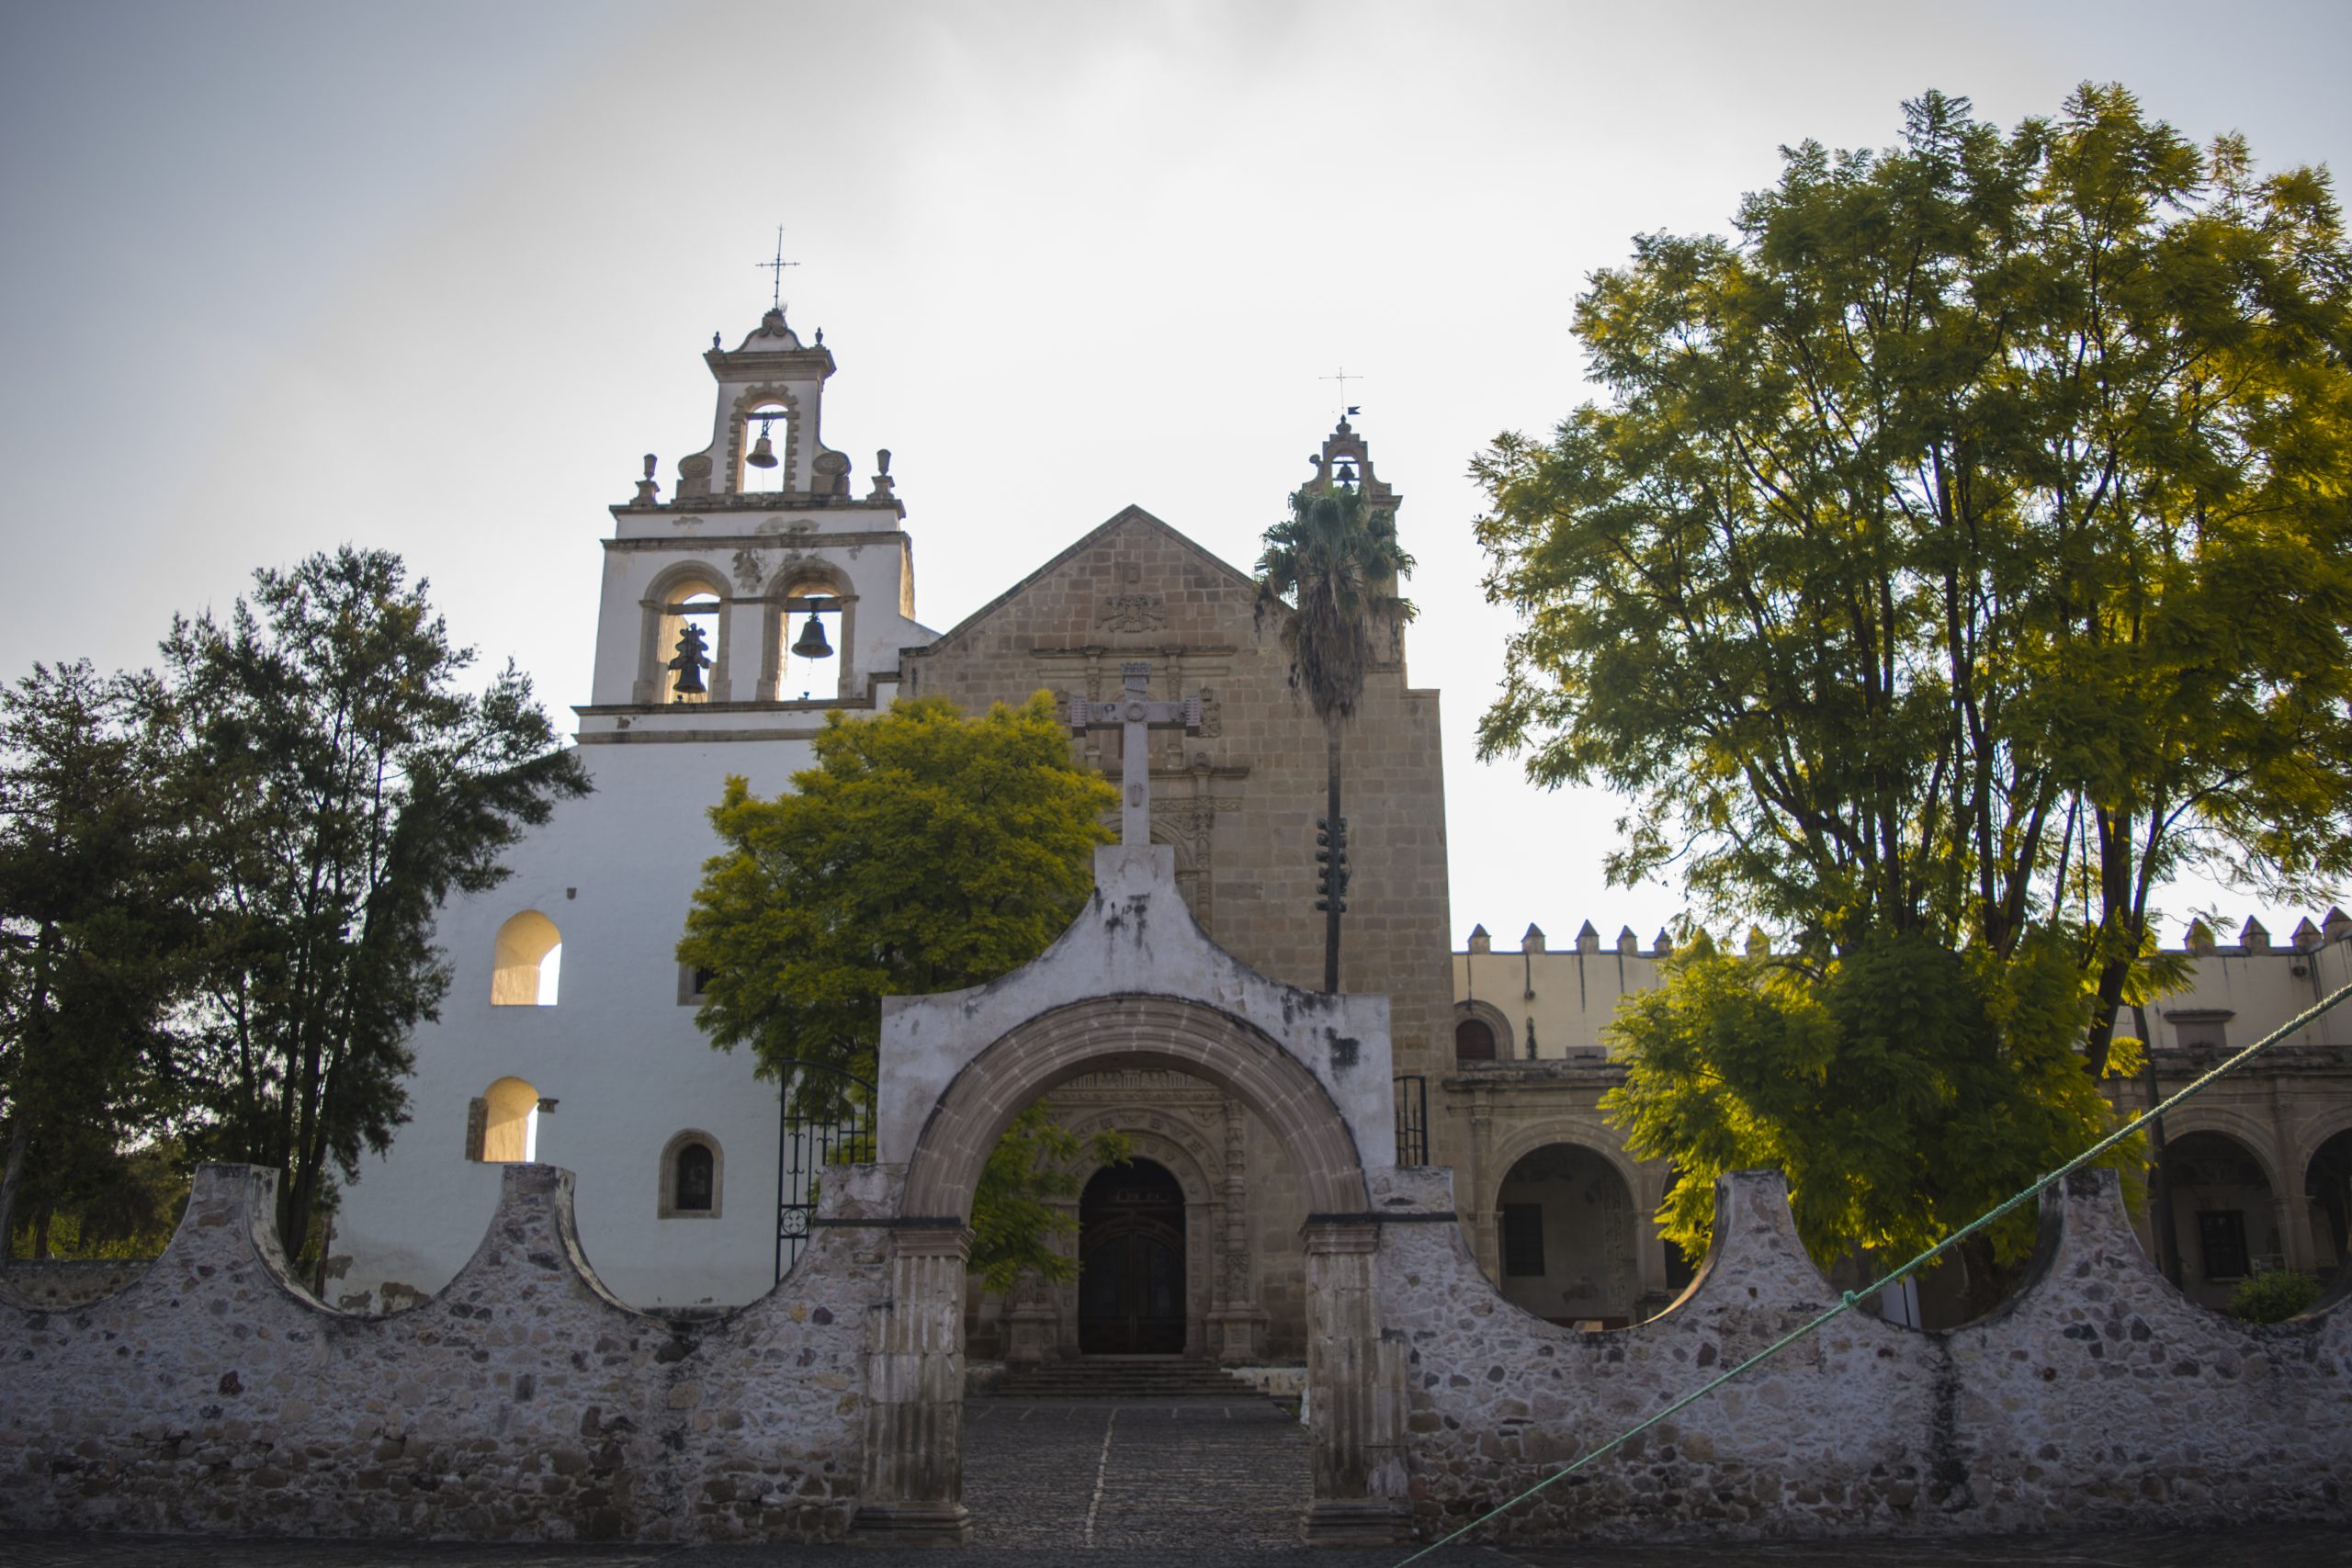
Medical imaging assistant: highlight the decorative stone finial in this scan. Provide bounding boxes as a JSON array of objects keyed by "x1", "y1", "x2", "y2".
[
  {"x1": 1653, "y1": 928, "x2": 1672, "y2": 956},
  {"x1": 1576, "y1": 919, "x2": 1600, "y2": 954},
  {"x1": 1467, "y1": 924, "x2": 1491, "y2": 954},
  {"x1": 2240, "y1": 917, "x2": 2269, "y2": 952},
  {"x1": 1746, "y1": 926, "x2": 1771, "y2": 957},
  {"x1": 2294, "y1": 916, "x2": 2324, "y2": 950},
  {"x1": 1521, "y1": 923, "x2": 1544, "y2": 954},
  {"x1": 2185, "y1": 918, "x2": 2215, "y2": 954},
  {"x1": 1617, "y1": 925, "x2": 1639, "y2": 955},
  {"x1": 632, "y1": 453, "x2": 660, "y2": 505}
]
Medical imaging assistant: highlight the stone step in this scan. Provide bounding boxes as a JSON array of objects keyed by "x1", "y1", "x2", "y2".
[{"x1": 981, "y1": 1357, "x2": 1271, "y2": 1400}]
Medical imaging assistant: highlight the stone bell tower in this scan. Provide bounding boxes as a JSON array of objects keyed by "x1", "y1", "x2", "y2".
[{"x1": 578, "y1": 307, "x2": 925, "y2": 735}]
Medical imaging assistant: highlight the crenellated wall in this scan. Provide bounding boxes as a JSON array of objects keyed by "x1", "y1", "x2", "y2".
[
  {"x1": 1374, "y1": 1166, "x2": 2351, "y2": 1541},
  {"x1": 0, "y1": 1161, "x2": 883, "y2": 1543}
]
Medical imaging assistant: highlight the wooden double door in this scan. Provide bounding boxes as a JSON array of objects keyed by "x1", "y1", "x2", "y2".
[{"x1": 1077, "y1": 1159, "x2": 1186, "y2": 1354}]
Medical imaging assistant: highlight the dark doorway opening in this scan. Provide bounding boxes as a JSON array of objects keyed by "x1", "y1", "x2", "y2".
[{"x1": 1078, "y1": 1158, "x2": 1186, "y2": 1354}]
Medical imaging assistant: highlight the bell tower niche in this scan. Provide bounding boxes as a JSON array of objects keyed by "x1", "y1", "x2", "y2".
[{"x1": 580, "y1": 307, "x2": 922, "y2": 737}]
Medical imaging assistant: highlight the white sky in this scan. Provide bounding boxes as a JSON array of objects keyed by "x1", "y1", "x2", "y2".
[{"x1": 3, "y1": 0, "x2": 2346, "y2": 951}]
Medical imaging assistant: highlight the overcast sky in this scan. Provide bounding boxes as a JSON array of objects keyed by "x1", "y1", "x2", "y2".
[{"x1": 4, "y1": 0, "x2": 2346, "y2": 951}]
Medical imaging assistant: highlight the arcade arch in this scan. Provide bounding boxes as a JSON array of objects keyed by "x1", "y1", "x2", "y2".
[{"x1": 1492, "y1": 1140, "x2": 1641, "y2": 1327}]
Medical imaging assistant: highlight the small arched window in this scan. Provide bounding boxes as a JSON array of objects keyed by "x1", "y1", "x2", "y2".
[
  {"x1": 660, "y1": 1131, "x2": 724, "y2": 1218},
  {"x1": 491, "y1": 911, "x2": 561, "y2": 1006},
  {"x1": 470, "y1": 1076, "x2": 541, "y2": 1163},
  {"x1": 675, "y1": 1144, "x2": 715, "y2": 1211},
  {"x1": 1454, "y1": 1018, "x2": 1497, "y2": 1061}
]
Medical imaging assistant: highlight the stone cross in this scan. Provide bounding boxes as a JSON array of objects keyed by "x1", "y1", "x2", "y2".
[{"x1": 1071, "y1": 660, "x2": 1202, "y2": 845}]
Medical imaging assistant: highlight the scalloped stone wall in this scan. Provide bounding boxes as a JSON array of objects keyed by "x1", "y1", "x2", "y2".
[
  {"x1": 3, "y1": 1161, "x2": 2344, "y2": 1545},
  {"x1": 1375, "y1": 1166, "x2": 2351, "y2": 1541}
]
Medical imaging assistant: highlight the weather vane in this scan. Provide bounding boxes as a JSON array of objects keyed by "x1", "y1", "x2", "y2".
[
  {"x1": 1323, "y1": 367, "x2": 1363, "y2": 421},
  {"x1": 757, "y1": 226, "x2": 800, "y2": 310}
]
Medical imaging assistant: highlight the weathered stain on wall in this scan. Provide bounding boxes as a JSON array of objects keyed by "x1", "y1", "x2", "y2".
[
  {"x1": 0, "y1": 1161, "x2": 880, "y2": 1542},
  {"x1": 1374, "y1": 1167, "x2": 2351, "y2": 1541}
]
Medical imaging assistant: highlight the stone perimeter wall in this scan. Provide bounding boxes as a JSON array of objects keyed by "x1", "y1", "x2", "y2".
[
  {"x1": 5, "y1": 1160, "x2": 2346, "y2": 1545},
  {"x1": 1375, "y1": 1166, "x2": 2351, "y2": 1541},
  {"x1": 0, "y1": 1162, "x2": 880, "y2": 1543}
]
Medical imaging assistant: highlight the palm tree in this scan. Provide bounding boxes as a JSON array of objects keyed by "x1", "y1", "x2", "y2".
[{"x1": 1254, "y1": 479, "x2": 1415, "y2": 992}]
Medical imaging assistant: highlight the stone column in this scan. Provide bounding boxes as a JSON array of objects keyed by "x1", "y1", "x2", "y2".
[
  {"x1": 852, "y1": 1225, "x2": 973, "y2": 1543},
  {"x1": 1208, "y1": 1097, "x2": 1268, "y2": 1363},
  {"x1": 1299, "y1": 1219, "x2": 1409, "y2": 1545},
  {"x1": 1466, "y1": 1085, "x2": 1497, "y2": 1279}
]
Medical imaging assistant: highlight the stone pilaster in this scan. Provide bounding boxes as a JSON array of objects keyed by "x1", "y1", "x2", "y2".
[
  {"x1": 851, "y1": 1224, "x2": 973, "y2": 1543},
  {"x1": 1299, "y1": 1218, "x2": 1409, "y2": 1545},
  {"x1": 1209, "y1": 1096, "x2": 1268, "y2": 1363}
]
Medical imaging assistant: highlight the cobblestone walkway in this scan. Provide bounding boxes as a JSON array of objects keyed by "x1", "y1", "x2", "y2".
[{"x1": 961, "y1": 1395, "x2": 1311, "y2": 1549}]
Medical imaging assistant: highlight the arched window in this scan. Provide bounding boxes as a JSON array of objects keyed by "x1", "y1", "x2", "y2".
[
  {"x1": 675, "y1": 1144, "x2": 715, "y2": 1211},
  {"x1": 659, "y1": 1130, "x2": 724, "y2": 1218},
  {"x1": 470, "y1": 1076, "x2": 541, "y2": 1163},
  {"x1": 1454, "y1": 1017, "x2": 1497, "y2": 1061},
  {"x1": 491, "y1": 911, "x2": 561, "y2": 1006}
]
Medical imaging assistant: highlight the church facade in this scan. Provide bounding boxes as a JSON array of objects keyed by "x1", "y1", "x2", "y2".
[
  {"x1": 333, "y1": 305, "x2": 2352, "y2": 1349},
  {"x1": 333, "y1": 305, "x2": 1458, "y2": 1362}
]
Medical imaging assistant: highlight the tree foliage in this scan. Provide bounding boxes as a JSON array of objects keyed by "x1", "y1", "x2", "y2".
[
  {"x1": 1476, "y1": 85, "x2": 2352, "y2": 1056},
  {"x1": 1476, "y1": 85, "x2": 2351, "y2": 1266},
  {"x1": 165, "y1": 548, "x2": 588, "y2": 1261},
  {"x1": 678, "y1": 694, "x2": 1125, "y2": 1285},
  {"x1": 1608, "y1": 929, "x2": 2126, "y2": 1274},
  {"x1": 1255, "y1": 481, "x2": 1416, "y2": 989},
  {"x1": 0, "y1": 661, "x2": 195, "y2": 1258}
]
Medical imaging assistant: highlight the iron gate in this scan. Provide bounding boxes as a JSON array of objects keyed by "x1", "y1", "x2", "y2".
[
  {"x1": 1394, "y1": 1074, "x2": 1429, "y2": 1167},
  {"x1": 775, "y1": 1058, "x2": 876, "y2": 1283}
]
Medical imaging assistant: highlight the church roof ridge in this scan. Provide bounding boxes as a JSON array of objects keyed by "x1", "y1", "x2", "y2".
[{"x1": 910, "y1": 503, "x2": 1257, "y2": 655}]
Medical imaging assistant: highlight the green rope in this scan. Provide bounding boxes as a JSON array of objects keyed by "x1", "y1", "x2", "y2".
[{"x1": 1391, "y1": 976, "x2": 2352, "y2": 1566}]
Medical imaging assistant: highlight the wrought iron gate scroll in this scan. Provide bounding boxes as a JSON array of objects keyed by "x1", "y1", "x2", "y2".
[
  {"x1": 1394, "y1": 1074, "x2": 1429, "y2": 1167},
  {"x1": 774, "y1": 1058, "x2": 876, "y2": 1283}
]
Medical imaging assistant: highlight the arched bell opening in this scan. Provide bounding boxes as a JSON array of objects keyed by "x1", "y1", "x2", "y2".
[
  {"x1": 1076, "y1": 1158, "x2": 1187, "y2": 1355},
  {"x1": 737, "y1": 400, "x2": 791, "y2": 493}
]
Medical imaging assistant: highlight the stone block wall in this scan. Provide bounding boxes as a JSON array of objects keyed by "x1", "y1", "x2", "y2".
[
  {"x1": 0, "y1": 1161, "x2": 880, "y2": 1543},
  {"x1": 1374, "y1": 1166, "x2": 2350, "y2": 1541}
]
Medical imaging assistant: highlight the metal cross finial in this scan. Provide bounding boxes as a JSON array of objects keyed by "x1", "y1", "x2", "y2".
[
  {"x1": 1323, "y1": 367, "x2": 1363, "y2": 420},
  {"x1": 757, "y1": 226, "x2": 800, "y2": 310},
  {"x1": 1069, "y1": 660, "x2": 1204, "y2": 845}
]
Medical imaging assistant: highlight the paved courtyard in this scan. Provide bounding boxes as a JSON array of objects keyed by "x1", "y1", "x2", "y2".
[{"x1": 0, "y1": 1395, "x2": 2343, "y2": 1565}]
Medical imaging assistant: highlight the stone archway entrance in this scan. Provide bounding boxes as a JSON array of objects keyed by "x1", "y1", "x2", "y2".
[
  {"x1": 853, "y1": 994, "x2": 1405, "y2": 1545},
  {"x1": 1079, "y1": 1159, "x2": 1187, "y2": 1354}
]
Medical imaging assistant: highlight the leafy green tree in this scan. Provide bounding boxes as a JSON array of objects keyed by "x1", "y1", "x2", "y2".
[
  {"x1": 678, "y1": 693, "x2": 1126, "y2": 1287},
  {"x1": 1606, "y1": 929, "x2": 2126, "y2": 1301},
  {"x1": 164, "y1": 548, "x2": 588, "y2": 1262},
  {"x1": 1255, "y1": 480, "x2": 1416, "y2": 991},
  {"x1": 1475, "y1": 86, "x2": 2352, "y2": 1266},
  {"x1": 0, "y1": 661, "x2": 194, "y2": 1259},
  {"x1": 1477, "y1": 86, "x2": 2352, "y2": 1006}
]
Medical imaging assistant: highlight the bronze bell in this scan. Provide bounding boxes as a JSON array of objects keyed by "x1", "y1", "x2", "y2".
[
  {"x1": 791, "y1": 612, "x2": 833, "y2": 660},
  {"x1": 746, "y1": 431, "x2": 778, "y2": 468}
]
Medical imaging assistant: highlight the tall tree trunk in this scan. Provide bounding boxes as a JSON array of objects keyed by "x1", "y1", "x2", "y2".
[
  {"x1": 0, "y1": 1115, "x2": 28, "y2": 1269},
  {"x1": 1323, "y1": 725, "x2": 1342, "y2": 994}
]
